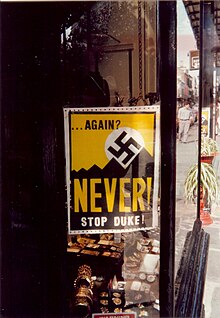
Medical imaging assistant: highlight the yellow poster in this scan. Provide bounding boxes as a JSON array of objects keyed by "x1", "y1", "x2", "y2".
[
  {"x1": 201, "y1": 108, "x2": 210, "y2": 137},
  {"x1": 64, "y1": 107, "x2": 158, "y2": 234}
]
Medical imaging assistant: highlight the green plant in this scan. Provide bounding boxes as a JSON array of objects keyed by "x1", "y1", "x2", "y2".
[
  {"x1": 184, "y1": 162, "x2": 218, "y2": 204},
  {"x1": 201, "y1": 136, "x2": 219, "y2": 156}
]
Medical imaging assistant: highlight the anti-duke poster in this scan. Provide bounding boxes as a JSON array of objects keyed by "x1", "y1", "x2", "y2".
[{"x1": 64, "y1": 107, "x2": 159, "y2": 234}]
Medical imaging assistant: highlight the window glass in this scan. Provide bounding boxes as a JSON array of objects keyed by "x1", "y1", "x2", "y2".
[
  {"x1": 175, "y1": 0, "x2": 199, "y2": 276},
  {"x1": 62, "y1": 1, "x2": 160, "y2": 317}
]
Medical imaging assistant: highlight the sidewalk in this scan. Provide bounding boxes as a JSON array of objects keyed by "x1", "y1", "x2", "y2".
[
  {"x1": 176, "y1": 124, "x2": 220, "y2": 318},
  {"x1": 203, "y1": 134, "x2": 220, "y2": 318}
]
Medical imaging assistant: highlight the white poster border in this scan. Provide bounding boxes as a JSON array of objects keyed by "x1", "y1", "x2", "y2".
[{"x1": 63, "y1": 105, "x2": 160, "y2": 234}]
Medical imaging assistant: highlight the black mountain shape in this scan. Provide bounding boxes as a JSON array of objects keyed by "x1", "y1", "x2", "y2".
[
  {"x1": 71, "y1": 147, "x2": 153, "y2": 180},
  {"x1": 71, "y1": 158, "x2": 128, "y2": 179}
]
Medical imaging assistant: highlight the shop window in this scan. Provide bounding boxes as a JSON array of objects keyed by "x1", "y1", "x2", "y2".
[{"x1": 62, "y1": 1, "x2": 160, "y2": 317}]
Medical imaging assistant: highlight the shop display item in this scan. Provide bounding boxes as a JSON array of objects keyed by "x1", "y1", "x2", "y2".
[
  {"x1": 71, "y1": 265, "x2": 94, "y2": 317},
  {"x1": 68, "y1": 228, "x2": 160, "y2": 317}
]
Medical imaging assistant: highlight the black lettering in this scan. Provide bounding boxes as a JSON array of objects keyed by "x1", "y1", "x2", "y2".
[
  {"x1": 109, "y1": 120, "x2": 114, "y2": 129},
  {"x1": 98, "y1": 121, "x2": 104, "y2": 129},
  {"x1": 85, "y1": 120, "x2": 91, "y2": 130},
  {"x1": 84, "y1": 120, "x2": 117, "y2": 130},
  {"x1": 92, "y1": 120, "x2": 97, "y2": 129}
]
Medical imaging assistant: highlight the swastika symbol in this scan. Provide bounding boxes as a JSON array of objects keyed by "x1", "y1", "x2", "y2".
[
  {"x1": 108, "y1": 131, "x2": 142, "y2": 164},
  {"x1": 105, "y1": 128, "x2": 144, "y2": 169}
]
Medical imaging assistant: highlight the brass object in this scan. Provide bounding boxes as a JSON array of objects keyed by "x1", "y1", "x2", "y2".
[
  {"x1": 74, "y1": 275, "x2": 94, "y2": 289},
  {"x1": 72, "y1": 264, "x2": 94, "y2": 317},
  {"x1": 114, "y1": 308, "x2": 122, "y2": 313},
  {"x1": 75, "y1": 286, "x2": 93, "y2": 303},
  {"x1": 100, "y1": 291, "x2": 108, "y2": 297},
  {"x1": 78, "y1": 264, "x2": 92, "y2": 277},
  {"x1": 112, "y1": 297, "x2": 122, "y2": 305},
  {"x1": 74, "y1": 264, "x2": 94, "y2": 289},
  {"x1": 100, "y1": 299, "x2": 108, "y2": 305},
  {"x1": 74, "y1": 296, "x2": 90, "y2": 307}
]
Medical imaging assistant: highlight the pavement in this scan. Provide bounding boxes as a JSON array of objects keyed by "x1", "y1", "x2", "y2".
[{"x1": 176, "y1": 123, "x2": 220, "y2": 318}]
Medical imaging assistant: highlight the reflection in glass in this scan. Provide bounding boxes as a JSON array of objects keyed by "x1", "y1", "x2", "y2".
[{"x1": 175, "y1": 0, "x2": 199, "y2": 274}]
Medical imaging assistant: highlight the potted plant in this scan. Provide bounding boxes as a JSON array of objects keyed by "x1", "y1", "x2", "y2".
[
  {"x1": 185, "y1": 162, "x2": 218, "y2": 204},
  {"x1": 184, "y1": 162, "x2": 218, "y2": 224},
  {"x1": 184, "y1": 162, "x2": 219, "y2": 225},
  {"x1": 201, "y1": 136, "x2": 219, "y2": 163}
]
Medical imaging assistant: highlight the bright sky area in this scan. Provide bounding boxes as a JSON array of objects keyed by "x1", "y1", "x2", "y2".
[{"x1": 177, "y1": 0, "x2": 197, "y2": 68}]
